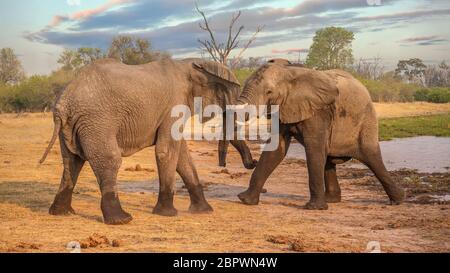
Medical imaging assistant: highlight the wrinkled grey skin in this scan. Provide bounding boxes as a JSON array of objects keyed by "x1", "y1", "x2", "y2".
[
  {"x1": 236, "y1": 60, "x2": 405, "y2": 209},
  {"x1": 40, "y1": 58, "x2": 248, "y2": 225}
]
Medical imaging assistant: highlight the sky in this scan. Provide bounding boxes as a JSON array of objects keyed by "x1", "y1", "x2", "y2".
[{"x1": 0, "y1": 0, "x2": 449, "y2": 75}]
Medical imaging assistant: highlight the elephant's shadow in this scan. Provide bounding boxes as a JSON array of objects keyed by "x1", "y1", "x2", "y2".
[
  {"x1": 118, "y1": 179, "x2": 308, "y2": 204},
  {"x1": 0, "y1": 181, "x2": 111, "y2": 223}
]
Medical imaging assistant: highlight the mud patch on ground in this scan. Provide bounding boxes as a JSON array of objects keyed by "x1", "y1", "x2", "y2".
[{"x1": 338, "y1": 167, "x2": 450, "y2": 204}]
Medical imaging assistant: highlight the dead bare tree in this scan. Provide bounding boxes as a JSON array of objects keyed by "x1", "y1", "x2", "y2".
[
  {"x1": 195, "y1": 3, "x2": 263, "y2": 68},
  {"x1": 354, "y1": 56, "x2": 385, "y2": 80}
]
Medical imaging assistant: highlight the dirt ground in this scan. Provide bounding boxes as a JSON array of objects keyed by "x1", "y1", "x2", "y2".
[{"x1": 0, "y1": 107, "x2": 449, "y2": 253}]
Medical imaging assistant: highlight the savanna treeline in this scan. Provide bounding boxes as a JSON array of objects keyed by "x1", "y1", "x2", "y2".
[{"x1": 1, "y1": 27, "x2": 450, "y2": 113}]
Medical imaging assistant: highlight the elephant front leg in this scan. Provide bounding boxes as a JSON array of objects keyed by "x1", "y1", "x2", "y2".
[
  {"x1": 238, "y1": 125, "x2": 291, "y2": 205},
  {"x1": 218, "y1": 140, "x2": 229, "y2": 167},
  {"x1": 231, "y1": 140, "x2": 258, "y2": 170},
  {"x1": 177, "y1": 140, "x2": 213, "y2": 214},
  {"x1": 324, "y1": 159, "x2": 341, "y2": 203},
  {"x1": 303, "y1": 137, "x2": 328, "y2": 210}
]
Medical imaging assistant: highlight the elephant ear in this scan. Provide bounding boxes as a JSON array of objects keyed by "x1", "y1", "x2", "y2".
[
  {"x1": 192, "y1": 60, "x2": 240, "y2": 87},
  {"x1": 280, "y1": 68, "x2": 338, "y2": 124}
]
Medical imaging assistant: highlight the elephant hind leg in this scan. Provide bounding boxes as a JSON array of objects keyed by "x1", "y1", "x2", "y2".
[
  {"x1": 83, "y1": 138, "x2": 132, "y2": 225},
  {"x1": 359, "y1": 144, "x2": 405, "y2": 205},
  {"x1": 49, "y1": 137, "x2": 85, "y2": 215},
  {"x1": 177, "y1": 140, "x2": 213, "y2": 214},
  {"x1": 324, "y1": 159, "x2": 341, "y2": 203}
]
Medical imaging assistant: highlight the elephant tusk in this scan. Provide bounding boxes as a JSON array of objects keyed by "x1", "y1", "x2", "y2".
[
  {"x1": 232, "y1": 103, "x2": 248, "y2": 110},
  {"x1": 236, "y1": 120, "x2": 246, "y2": 126}
]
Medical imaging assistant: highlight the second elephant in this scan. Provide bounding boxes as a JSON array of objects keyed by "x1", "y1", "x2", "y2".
[{"x1": 236, "y1": 60, "x2": 405, "y2": 209}]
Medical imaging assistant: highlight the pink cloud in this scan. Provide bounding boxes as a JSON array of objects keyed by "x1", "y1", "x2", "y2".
[
  {"x1": 49, "y1": 0, "x2": 131, "y2": 28},
  {"x1": 49, "y1": 15, "x2": 69, "y2": 27},
  {"x1": 271, "y1": 48, "x2": 309, "y2": 54}
]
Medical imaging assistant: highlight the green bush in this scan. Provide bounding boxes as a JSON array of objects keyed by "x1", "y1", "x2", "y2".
[
  {"x1": 356, "y1": 74, "x2": 420, "y2": 102},
  {"x1": 0, "y1": 70, "x2": 74, "y2": 112},
  {"x1": 233, "y1": 69, "x2": 255, "y2": 85},
  {"x1": 414, "y1": 87, "x2": 450, "y2": 103},
  {"x1": 413, "y1": 88, "x2": 429, "y2": 101},
  {"x1": 427, "y1": 87, "x2": 450, "y2": 103}
]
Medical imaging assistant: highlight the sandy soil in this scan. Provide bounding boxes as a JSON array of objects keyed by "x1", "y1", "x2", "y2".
[{"x1": 0, "y1": 109, "x2": 449, "y2": 253}]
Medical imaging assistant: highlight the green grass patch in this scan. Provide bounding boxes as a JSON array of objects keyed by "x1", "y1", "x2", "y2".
[
  {"x1": 233, "y1": 69, "x2": 255, "y2": 85},
  {"x1": 379, "y1": 114, "x2": 450, "y2": 141}
]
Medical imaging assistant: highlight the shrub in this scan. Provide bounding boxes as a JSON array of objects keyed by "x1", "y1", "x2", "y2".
[
  {"x1": 355, "y1": 74, "x2": 419, "y2": 102},
  {"x1": 413, "y1": 88, "x2": 430, "y2": 102},
  {"x1": 0, "y1": 69, "x2": 74, "y2": 112},
  {"x1": 427, "y1": 87, "x2": 450, "y2": 103},
  {"x1": 233, "y1": 68, "x2": 255, "y2": 85},
  {"x1": 414, "y1": 87, "x2": 450, "y2": 103}
]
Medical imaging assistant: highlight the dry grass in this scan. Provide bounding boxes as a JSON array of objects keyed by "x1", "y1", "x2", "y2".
[
  {"x1": 374, "y1": 102, "x2": 450, "y2": 118},
  {"x1": 0, "y1": 104, "x2": 449, "y2": 253}
]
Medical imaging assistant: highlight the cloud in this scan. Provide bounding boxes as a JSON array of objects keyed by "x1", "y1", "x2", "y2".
[
  {"x1": 271, "y1": 48, "x2": 309, "y2": 54},
  {"x1": 50, "y1": 0, "x2": 132, "y2": 28},
  {"x1": 67, "y1": 0, "x2": 81, "y2": 6},
  {"x1": 398, "y1": 35, "x2": 448, "y2": 46},
  {"x1": 26, "y1": 0, "x2": 450, "y2": 57}
]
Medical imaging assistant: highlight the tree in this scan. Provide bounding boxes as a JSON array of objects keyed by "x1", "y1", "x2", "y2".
[
  {"x1": 58, "y1": 49, "x2": 82, "y2": 71},
  {"x1": 395, "y1": 58, "x2": 427, "y2": 85},
  {"x1": 58, "y1": 47, "x2": 104, "y2": 71},
  {"x1": 439, "y1": 60, "x2": 449, "y2": 70},
  {"x1": 0, "y1": 48, "x2": 25, "y2": 84},
  {"x1": 107, "y1": 35, "x2": 170, "y2": 65},
  {"x1": 196, "y1": 3, "x2": 263, "y2": 68},
  {"x1": 306, "y1": 27, "x2": 355, "y2": 70},
  {"x1": 424, "y1": 61, "x2": 450, "y2": 88},
  {"x1": 77, "y1": 47, "x2": 104, "y2": 66},
  {"x1": 354, "y1": 56, "x2": 385, "y2": 80}
]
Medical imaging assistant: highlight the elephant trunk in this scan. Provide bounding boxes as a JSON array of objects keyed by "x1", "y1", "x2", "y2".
[{"x1": 237, "y1": 84, "x2": 256, "y2": 106}]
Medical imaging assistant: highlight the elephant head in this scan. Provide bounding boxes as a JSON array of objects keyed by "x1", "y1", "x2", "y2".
[
  {"x1": 183, "y1": 59, "x2": 241, "y2": 122},
  {"x1": 237, "y1": 59, "x2": 338, "y2": 124},
  {"x1": 182, "y1": 59, "x2": 257, "y2": 169}
]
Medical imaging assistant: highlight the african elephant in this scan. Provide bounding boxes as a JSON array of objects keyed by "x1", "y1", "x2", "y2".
[
  {"x1": 236, "y1": 60, "x2": 405, "y2": 209},
  {"x1": 39, "y1": 58, "x2": 246, "y2": 224}
]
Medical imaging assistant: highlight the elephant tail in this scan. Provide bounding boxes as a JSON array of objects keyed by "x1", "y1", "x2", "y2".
[{"x1": 39, "y1": 115, "x2": 62, "y2": 164}]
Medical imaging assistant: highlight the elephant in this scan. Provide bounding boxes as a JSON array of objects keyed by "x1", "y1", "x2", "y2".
[
  {"x1": 39, "y1": 58, "x2": 249, "y2": 224},
  {"x1": 236, "y1": 59, "x2": 405, "y2": 209}
]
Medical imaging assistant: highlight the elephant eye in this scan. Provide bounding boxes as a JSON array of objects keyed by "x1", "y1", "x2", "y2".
[{"x1": 266, "y1": 89, "x2": 273, "y2": 95}]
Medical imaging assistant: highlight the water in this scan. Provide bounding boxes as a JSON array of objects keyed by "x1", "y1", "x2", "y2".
[{"x1": 285, "y1": 136, "x2": 450, "y2": 173}]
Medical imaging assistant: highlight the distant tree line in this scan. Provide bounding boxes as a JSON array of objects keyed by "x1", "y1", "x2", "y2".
[
  {"x1": 0, "y1": 35, "x2": 171, "y2": 112},
  {"x1": 1, "y1": 25, "x2": 450, "y2": 113}
]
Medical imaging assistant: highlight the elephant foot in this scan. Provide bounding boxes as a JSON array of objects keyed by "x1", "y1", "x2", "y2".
[
  {"x1": 304, "y1": 200, "x2": 328, "y2": 210},
  {"x1": 238, "y1": 190, "x2": 260, "y2": 205},
  {"x1": 244, "y1": 159, "x2": 258, "y2": 170},
  {"x1": 101, "y1": 192, "x2": 133, "y2": 225},
  {"x1": 189, "y1": 201, "x2": 213, "y2": 214},
  {"x1": 49, "y1": 203, "x2": 76, "y2": 215},
  {"x1": 152, "y1": 203, "x2": 178, "y2": 217},
  {"x1": 325, "y1": 192, "x2": 341, "y2": 203},
  {"x1": 103, "y1": 210, "x2": 133, "y2": 225},
  {"x1": 49, "y1": 190, "x2": 76, "y2": 215},
  {"x1": 388, "y1": 188, "x2": 405, "y2": 205}
]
